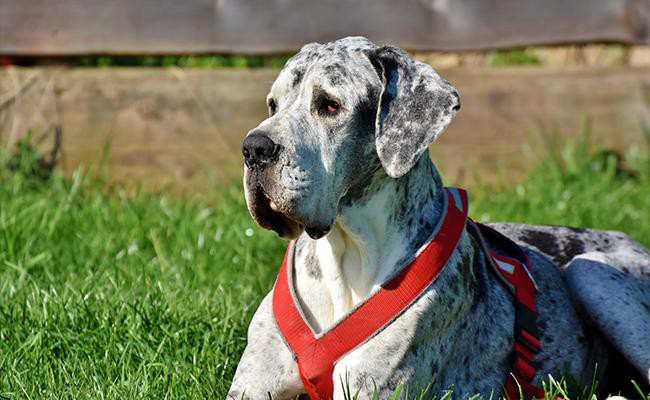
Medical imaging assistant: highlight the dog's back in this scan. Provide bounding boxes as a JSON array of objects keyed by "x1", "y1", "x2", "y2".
[{"x1": 488, "y1": 222, "x2": 650, "y2": 395}]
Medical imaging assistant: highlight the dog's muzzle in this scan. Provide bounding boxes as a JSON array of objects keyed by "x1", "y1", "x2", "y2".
[
  {"x1": 243, "y1": 132, "x2": 306, "y2": 239},
  {"x1": 247, "y1": 185, "x2": 305, "y2": 239}
]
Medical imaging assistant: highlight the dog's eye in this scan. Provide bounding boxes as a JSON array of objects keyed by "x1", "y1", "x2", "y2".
[
  {"x1": 317, "y1": 99, "x2": 340, "y2": 116},
  {"x1": 313, "y1": 91, "x2": 342, "y2": 117},
  {"x1": 268, "y1": 98, "x2": 277, "y2": 116},
  {"x1": 325, "y1": 100, "x2": 339, "y2": 114}
]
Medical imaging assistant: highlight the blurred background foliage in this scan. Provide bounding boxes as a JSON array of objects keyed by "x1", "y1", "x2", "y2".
[{"x1": 5, "y1": 44, "x2": 645, "y2": 68}]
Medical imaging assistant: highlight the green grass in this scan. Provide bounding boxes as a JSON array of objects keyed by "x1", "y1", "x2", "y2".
[
  {"x1": 78, "y1": 54, "x2": 293, "y2": 68},
  {"x1": 0, "y1": 137, "x2": 648, "y2": 399},
  {"x1": 472, "y1": 137, "x2": 650, "y2": 246},
  {"x1": 488, "y1": 48, "x2": 541, "y2": 66},
  {"x1": 1, "y1": 147, "x2": 286, "y2": 398}
]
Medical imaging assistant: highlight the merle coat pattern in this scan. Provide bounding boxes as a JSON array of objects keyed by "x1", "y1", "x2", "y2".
[{"x1": 231, "y1": 37, "x2": 650, "y2": 399}]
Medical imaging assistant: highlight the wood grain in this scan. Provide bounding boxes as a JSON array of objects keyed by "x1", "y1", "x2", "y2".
[
  {"x1": 1, "y1": 0, "x2": 649, "y2": 55},
  {"x1": 1, "y1": 67, "x2": 649, "y2": 192}
]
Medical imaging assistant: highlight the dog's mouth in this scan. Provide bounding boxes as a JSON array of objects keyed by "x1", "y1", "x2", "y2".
[{"x1": 250, "y1": 185, "x2": 305, "y2": 240}]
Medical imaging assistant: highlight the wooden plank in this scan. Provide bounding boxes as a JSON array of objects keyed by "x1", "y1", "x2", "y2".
[
  {"x1": 0, "y1": 0, "x2": 649, "y2": 56},
  {"x1": 1, "y1": 66, "x2": 649, "y2": 193}
]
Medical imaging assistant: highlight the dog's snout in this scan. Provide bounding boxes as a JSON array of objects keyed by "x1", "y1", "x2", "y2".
[{"x1": 243, "y1": 132, "x2": 282, "y2": 169}]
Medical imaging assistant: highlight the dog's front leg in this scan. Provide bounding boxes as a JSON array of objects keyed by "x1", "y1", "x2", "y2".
[{"x1": 228, "y1": 293, "x2": 304, "y2": 400}]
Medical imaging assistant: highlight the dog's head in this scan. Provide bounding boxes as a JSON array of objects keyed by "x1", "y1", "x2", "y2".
[{"x1": 243, "y1": 37, "x2": 460, "y2": 240}]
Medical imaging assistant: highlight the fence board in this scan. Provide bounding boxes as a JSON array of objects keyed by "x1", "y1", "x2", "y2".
[
  {"x1": 1, "y1": 67, "x2": 649, "y2": 192},
  {"x1": 1, "y1": 0, "x2": 649, "y2": 56}
]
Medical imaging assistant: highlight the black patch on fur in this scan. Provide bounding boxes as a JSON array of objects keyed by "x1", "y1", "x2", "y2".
[
  {"x1": 338, "y1": 49, "x2": 350, "y2": 61},
  {"x1": 304, "y1": 251, "x2": 322, "y2": 280},
  {"x1": 324, "y1": 63, "x2": 350, "y2": 87},
  {"x1": 564, "y1": 236, "x2": 585, "y2": 262},
  {"x1": 520, "y1": 229, "x2": 567, "y2": 264},
  {"x1": 292, "y1": 68, "x2": 304, "y2": 87},
  {"x1": 355, "y1": 83, "x2": 379, "y2": 130},
  {"x1": 304, "y1": 51, "x2": 321, "y2": 63}
]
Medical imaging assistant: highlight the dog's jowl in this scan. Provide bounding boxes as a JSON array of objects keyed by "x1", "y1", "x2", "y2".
[{"x1": 231, "y1": 37, "x2": 650, "y2": 400}]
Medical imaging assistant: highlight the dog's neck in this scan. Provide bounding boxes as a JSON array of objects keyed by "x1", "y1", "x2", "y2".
[{"x1": 311, "y1": 154, "x2": 446, "y2": 319}]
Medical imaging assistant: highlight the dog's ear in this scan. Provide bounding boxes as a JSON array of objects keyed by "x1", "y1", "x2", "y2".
[{"x1": 367, "y1": 46, "x2": 461, "y2": 178}]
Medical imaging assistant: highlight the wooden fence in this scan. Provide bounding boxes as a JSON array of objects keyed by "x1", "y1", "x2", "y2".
[
  {"x1": 2, "y1": 67, "x2": 649, "y2": 192},
  {"x1": 1, "y1": 0, "x2": 649, "y2": 55},
  {"x1": 1, "y1": 1, "x2": 649, "y2": 191}
]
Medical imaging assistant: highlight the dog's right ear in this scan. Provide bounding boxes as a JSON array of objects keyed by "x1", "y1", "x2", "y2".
[{"x1": 366, "y1": 46, "x2": 461, "y2": 178}]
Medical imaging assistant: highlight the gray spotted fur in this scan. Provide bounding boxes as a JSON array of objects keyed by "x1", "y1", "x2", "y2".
[{"x1": 231, "y1": 37, "x2": 650, "y2": 399}]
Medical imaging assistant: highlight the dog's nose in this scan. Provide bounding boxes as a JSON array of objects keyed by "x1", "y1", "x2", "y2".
[{"x1": 242, "y1": 132, "x2": 282, "y2": 169}]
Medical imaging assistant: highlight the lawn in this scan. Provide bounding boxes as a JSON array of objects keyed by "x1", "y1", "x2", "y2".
[{"x1": 0, "y1": 138, "x2": 648, "y2": 399}]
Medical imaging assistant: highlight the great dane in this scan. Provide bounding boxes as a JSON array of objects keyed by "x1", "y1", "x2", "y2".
[{"x1": 230, "y1": 37, "x2": 650, "y2": 399}]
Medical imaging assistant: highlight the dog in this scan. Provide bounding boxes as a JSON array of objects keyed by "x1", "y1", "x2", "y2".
[{"x1": 230, "y1": 36, "x2": 650, "y2": 399}]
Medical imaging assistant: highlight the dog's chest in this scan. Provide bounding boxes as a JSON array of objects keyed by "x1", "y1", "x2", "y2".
[
  {"x1": 292, "y1": 232, "x2": 410, "y2": 329},
  {"x1": 289, "y1": 240, "x2": 516, "y2": 398}
]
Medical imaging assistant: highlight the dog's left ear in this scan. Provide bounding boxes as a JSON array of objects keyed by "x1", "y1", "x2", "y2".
[{"x1": 367, "y1": 46, "x2": 461, "y2": 178}]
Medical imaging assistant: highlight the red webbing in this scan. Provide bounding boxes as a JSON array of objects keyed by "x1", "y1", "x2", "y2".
[
  {"x1": 273, "y1": 188, "x2": 468, "y2": 400},
  {"x1": 490, "y1": 252, "x2": 544, "y2": 400},
  {"x1": 273, "y1": 189, "x2": 546, "y2": 400}
]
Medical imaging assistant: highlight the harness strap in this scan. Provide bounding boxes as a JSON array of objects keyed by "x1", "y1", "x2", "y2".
[
  {"x1": 273, "y1": 191, "x2": 546, "y2": 400},
  {"x1": 273, "y1": 188, "x2": 468, "y2": 400},
  {"x1": 472, "y1": 222, "x2": 545, "y2": 400}
]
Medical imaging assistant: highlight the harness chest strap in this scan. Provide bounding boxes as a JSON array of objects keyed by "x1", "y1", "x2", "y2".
[{"x1": 273, "y1": 188, "x2": 545, "y2": 400}]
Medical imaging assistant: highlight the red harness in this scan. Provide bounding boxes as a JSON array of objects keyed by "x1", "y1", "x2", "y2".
[
  {"x1": 272, "y1": 188, "x2": 544, "y2": 400},
  {"x1": 477, "y1": 222, "x2": 545, "y2": 400}
]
